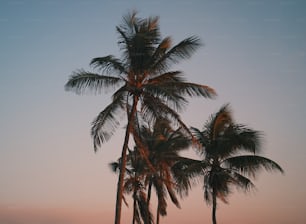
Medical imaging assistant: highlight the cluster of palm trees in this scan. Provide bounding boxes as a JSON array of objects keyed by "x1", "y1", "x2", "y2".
[
  {"x1": 65, "y1": 12, "x2": 283, "y2": 224},
  {"x1": 110, "y1": 118, "x2": 192, "y2": 224}
]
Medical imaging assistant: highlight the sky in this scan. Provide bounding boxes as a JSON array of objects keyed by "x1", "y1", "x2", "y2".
[{"x1": 0, "y1": 0, "x2": 305, "y2": 223}]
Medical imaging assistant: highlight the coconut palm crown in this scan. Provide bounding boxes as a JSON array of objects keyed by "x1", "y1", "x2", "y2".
[
  {"x1": 65, "y1": 11, "x2": 216, "y2": 224},
  {"x1": 174, "y1": 104, "x2": 284, "y2": 224},
  {"x1": 138, "y1": 118, "x2": 192, "y2": 224}
]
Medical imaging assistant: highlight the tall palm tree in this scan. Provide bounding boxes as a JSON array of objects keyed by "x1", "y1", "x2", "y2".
[
  {"x1": 65, "y1": 12, "x2": 216, "y2": 224},
  {"x1": 138, "y1": 118, "x2": 192, "y2": 224},
  {"x1": 175, "y1": 104, "x2": 284, "y2": 224}
]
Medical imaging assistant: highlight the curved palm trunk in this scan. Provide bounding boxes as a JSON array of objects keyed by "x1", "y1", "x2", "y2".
[
  {"x1": 115, "y1": 96, "x2": 139, "y2": 224},
  {"x1": 212, "y1": 188, "x2": 217, "y2": 224}
]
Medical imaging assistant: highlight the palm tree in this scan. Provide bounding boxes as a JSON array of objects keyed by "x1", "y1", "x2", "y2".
[
  {"x1": 65, "y1": 12, "x2": 216, "y2": 224},
  {"x1": 110, "y1": 149, "x2": 153, "y2": 224},
  {"x1": 175, "y1": 104, "x2": 284, "y2": 224},
  {"x1": 138, "y1": 118, "x2": 192, "y2": 224},
  {"x1": 112, "y1": 118, "x2": 192, "y2": 224}
]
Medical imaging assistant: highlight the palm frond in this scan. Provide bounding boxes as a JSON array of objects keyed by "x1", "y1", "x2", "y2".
[
  {"x1": 120, "y1": 10, "x2": 139, "y2": 34},
  {"x1": 169, "y1": 36, "x2": 202, "y2": 60},
  {"x1": 141, "y1": 94, "x2": 194, "y2": 143},
  {"x1": 165, "y1": 182, "x2": 181, "y2": 209},
  {"x1": 223, "y1": 155, "x2": 284, "y2": 177},
  {"x1": 171, "y1": 82, "x2": 217, "y2": 99},
  {"x1": 131, "y1": 123, "x2": 156, "y2": 173},
  {"x1": 133, "y1": 206, "x2": 141, "y2": 224},
  {"x1": 139, "y1": 15, "x2": 160, "y2": 44},
  {"x1": 137, "y1": 191, "x2": 154, "y2": 224},
  {"x1": 109, "y1": 161, "x2": 120, "y2": 173},
  {"x1": 228, "y1": 170, "x2": 255, "y2": 192},
  {"x1": 152, "y1": 177, "x2": 167, "y2": 216},
  {"x1": 208, "y1": 104, "x2": 232, "y2": 140},
  {"x1": 172, "y1": 157, "x2": 207, "y2": 185},
  {"x1": 90, "y1": 55, "x2": 126, "y2": 74},
  {"x1": 149, "y1": 37, "x2": 172, "y2": 72},
  {"x1": 222, "y1": 124, "x2": 262, "y2": 155},
  {"x1": 147, "y1": 70, "x2": 184, "y2": 83},
  {"x1": 164, "y1": 130, "x2": 191, "y2": 153},
  {"x1": 65, "y1": 70, "x2": 123, "y2": 94},
  {"x1": 91, "y1": 92, "x2": 125, "y2": 151},
  {"x1": 207, "y1": 169, "x2": 232, "y2": 203},
  {"x1": 152, "y1": 36, "x2": 202, "y2": 72},
  {"x1": 143, "y1": 80, "x2": 188, "y2": 112},
  {"x1": 123, "y1": 177, "x2": 136, "y2": 194},
  {"x1": 204, "y1": 183, "x2": 212, "y2": 205},
  {"x1": 116, "y1": 26, "x2": 131, "y2": 62},
  {"x1": 190, "y1": 127, "x2": 209, "y2": 154}
]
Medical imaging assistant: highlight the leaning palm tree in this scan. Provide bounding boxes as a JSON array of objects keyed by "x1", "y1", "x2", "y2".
[
  {"x1": 65, "y1": 11, "x2": 216, "y2": 224},
  {"x1": 138, "y1": 118, "x2": 192, "y2": 224},
  {"x1": 175, "y1": 104, "x2": 284, "y2": 224}
]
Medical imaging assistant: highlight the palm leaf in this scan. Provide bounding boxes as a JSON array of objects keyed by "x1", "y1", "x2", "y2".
[
  {"x1": 141, "y1": 94, "x2": 197, "y2": 145},
  {"x1": 228, "y1": 170, "x2": 255, "y2": 192},
  {"x1": 165, "y1": 180, "x2": 181, "y2": 209},
  {"x1": 91, "y1": 92, "x2": 125, "y2": 151},
  {"x1": 208, "y1": 104, "x2": 232, "y2": 140},
  {"x1": 203, "y1": 175, "x2": 212, "y2": 205},
  {"x1": 149, "y1": 37, "x2": 172, "y2": 72},
  {"x1": 147, "y1": 70, "x2": 184, "y2": 83},
  {"x1": 172, "y1": 157, "x2": 207, "y2": 183},
  {"x1": 90, "y1": 55, "x2": 126, "y2": 74},
  {"x1": 223, "y1": 155, "x2": 284, "y2": 177},
  {"x1": 171, "y1": 82, "x2": 216, "y2": 98},
  {"x1": 109, "y1": 161, "x2": 120, "y2": 173},
  {"x1": 221, "y1": 124, "x2": 262, "y2": 155},
  {"x1": 116, "y1": 26, "x2": 131, "y2": 62},
  {"x1": 152, "y1": 36, "x2": 202, "y2": 72},
  {"x1": 208, "y1": 169, "x2": 231, "y2": 203},
  {"x1": 65, "y1": 70, "x2": 123, "y2": 94},
  {"x1": 191, "y1": 127, "x2": 210, "y2": 154},
  {"x1": 137, "y1": 191, "x2": 154, "y2": 224},
  {"x1": 143, "y1": 78, "x2": 188, "y2": 112},
  {"x1": 152, "y1": 177, "x2": 167, "y2": 216}
]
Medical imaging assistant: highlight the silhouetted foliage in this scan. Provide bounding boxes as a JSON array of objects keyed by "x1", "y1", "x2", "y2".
[
  {"x1": 65, "y1": 11, "x2": 215, "y2": 224},
  {"x1": 173, "y1": 104, "x2": 284, "y2": 224}
]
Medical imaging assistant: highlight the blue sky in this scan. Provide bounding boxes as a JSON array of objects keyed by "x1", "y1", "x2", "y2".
[{"x1": 1, "y1": 1, "x2": 306, "y2": 223}]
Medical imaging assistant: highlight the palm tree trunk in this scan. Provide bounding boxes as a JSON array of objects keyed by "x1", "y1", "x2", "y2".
[
  {"x1": 156, "y1": 203, "x2": 160, "y2": 224},
  {"x1": 147, "y1": 180, "x2": 152, "y2": 204},
  {"x1": 212, "y1": 188, "x2": 217, "y2": 224},
  {"x1": 114, "y1": 96, "x2": 139, "y2": 224},
  {"x1": 132, "y1": 193, "x2": 137, "y2": 224}
]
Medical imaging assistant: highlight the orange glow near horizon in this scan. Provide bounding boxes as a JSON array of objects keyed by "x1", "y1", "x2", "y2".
[{"x1": 1, "y1": 1, "x2": 305, "y2": 224}]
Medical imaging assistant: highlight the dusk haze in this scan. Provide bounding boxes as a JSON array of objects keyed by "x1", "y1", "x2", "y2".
[{"x1": 1, "y1": 1, "x2": 305, "y2": 224}]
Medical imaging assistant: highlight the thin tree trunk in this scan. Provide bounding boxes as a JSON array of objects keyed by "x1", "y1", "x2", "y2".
[
  {"x1": 114, "y1": 96, "x2": 139, "y2": 224},
  {"x1": 212, "y1": 188, "x2": 217, "y2": 224},
  {"x1": 132, "y1": 193, "x2": 136, "y2": 224},
  {"x1": 156, "y1": 202, "x2": 160, "y2": 224},
  {"x1": 147, "y1": 180, "x2": 152, "y2": 204}
]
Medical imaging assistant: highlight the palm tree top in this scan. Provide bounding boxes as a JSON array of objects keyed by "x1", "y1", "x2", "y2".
[
  {"x1": 65, "y1": 11, "x2": 216, "y2": 150},
  {"x1": 175, "y1": 104, "x2": 283, "y2": 224},
  {"x1": 64, "y1": 12, "x2": 216, "y2": 224}
]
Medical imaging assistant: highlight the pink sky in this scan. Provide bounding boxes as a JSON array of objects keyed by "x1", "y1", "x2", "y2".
[{"x1": 1, "y1": 0, "x2": 305, "y2": 223}]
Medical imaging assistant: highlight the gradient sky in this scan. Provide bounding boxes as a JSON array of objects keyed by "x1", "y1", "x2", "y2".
[{"x1": 1, "y1": 0, "x2": 305, "y2": 223}]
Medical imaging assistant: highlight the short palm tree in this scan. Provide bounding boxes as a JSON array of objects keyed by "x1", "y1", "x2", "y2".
[
  {"x1": 110, "y1": 149, "x2": 153, "y2": 224},
  {"x1": 176, "y1": 104, "x2": 284, "y2": 224},
  {"x1": 65, "y1": 12, "x2": 216, "y2": 224},
  {"x1": 138, "y1": 118, "x2": 192, "y2": 224}
]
